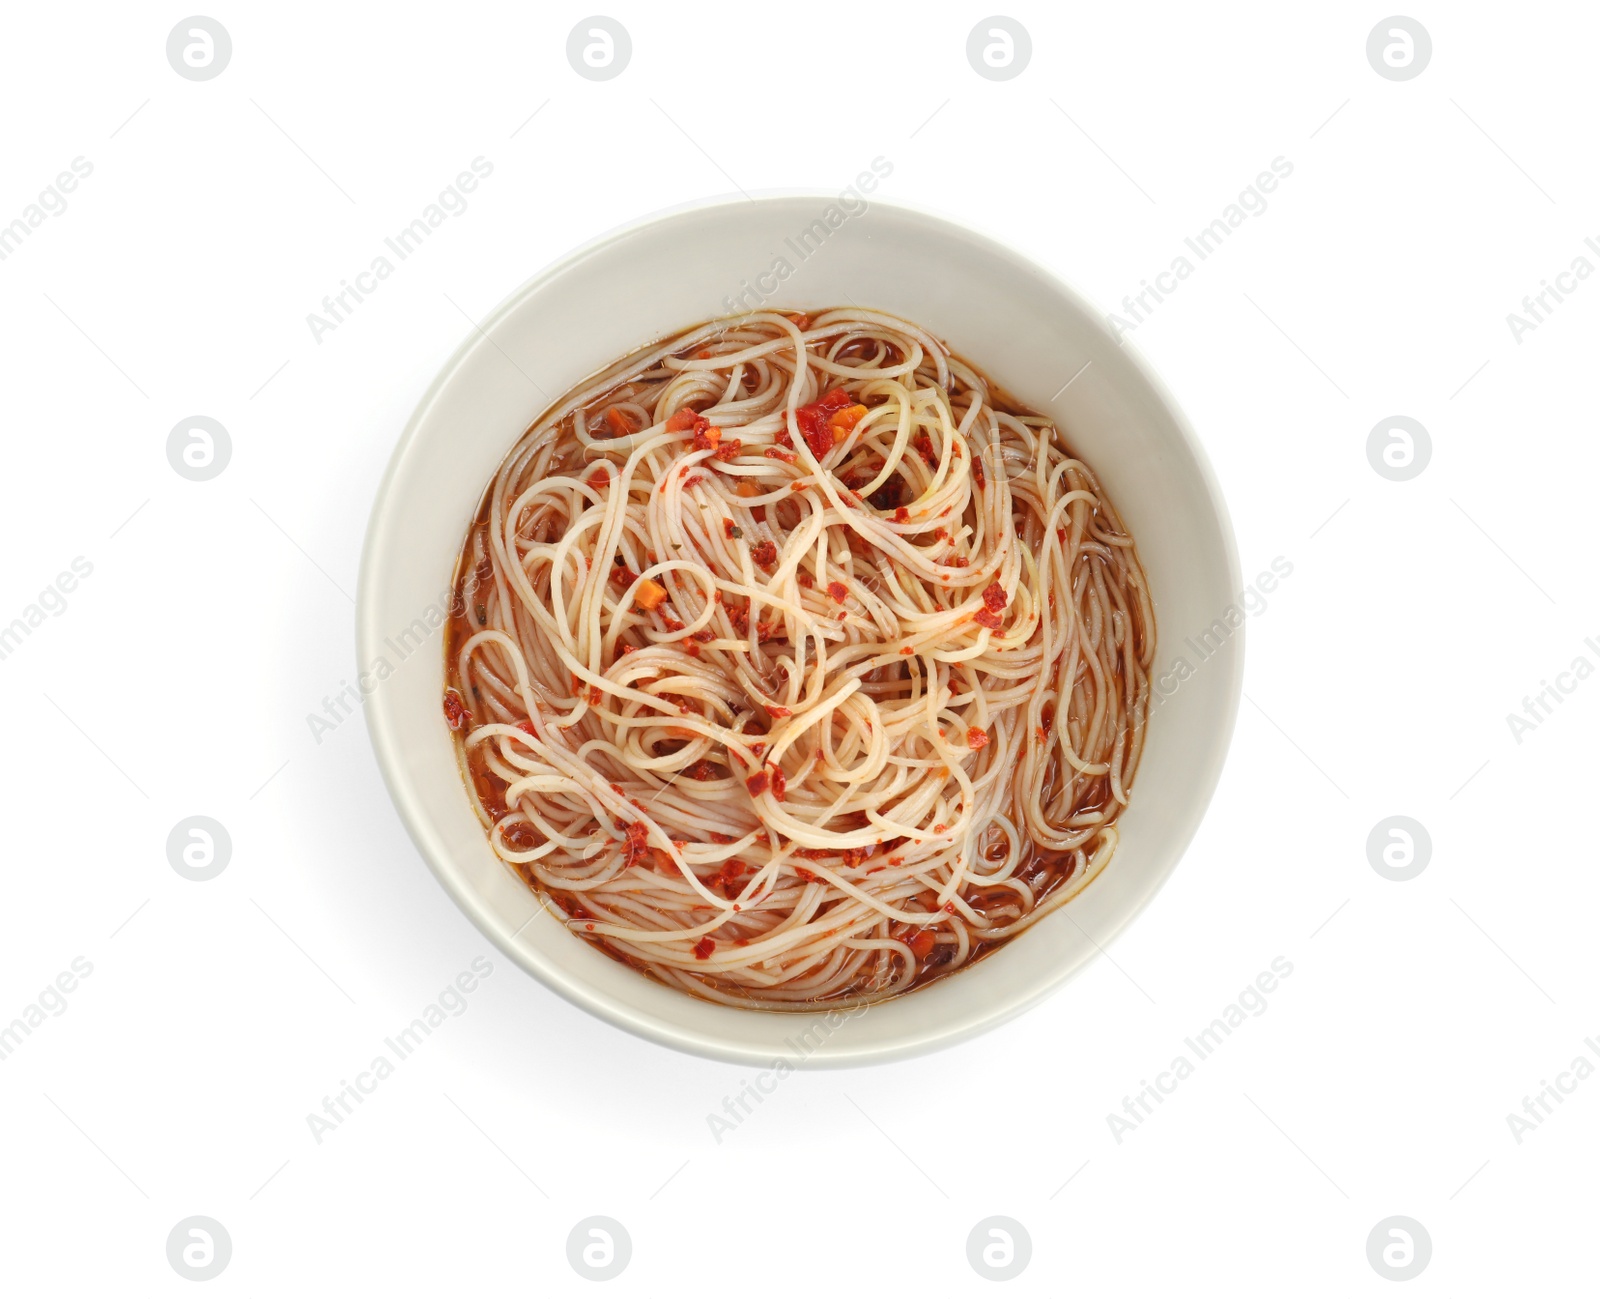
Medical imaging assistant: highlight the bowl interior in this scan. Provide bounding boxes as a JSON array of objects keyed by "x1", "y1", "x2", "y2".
[{"x1": 358, "y1": 194, "x2": 1242, "y2": 1067}]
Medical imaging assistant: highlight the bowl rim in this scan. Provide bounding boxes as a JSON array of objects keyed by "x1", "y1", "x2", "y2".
[{"x1": 357, "y1": 189, "x2": 1245, "y2": 1067}]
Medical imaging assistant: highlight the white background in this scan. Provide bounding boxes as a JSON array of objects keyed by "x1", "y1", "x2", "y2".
[{"x1": 2, "y1": 2, "x2": 1596, "y2": 1293}]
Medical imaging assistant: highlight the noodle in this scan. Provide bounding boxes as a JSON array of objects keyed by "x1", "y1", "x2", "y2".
[{"x1": 444, "y1": 308, "x2": 1154, "y2": 1009}]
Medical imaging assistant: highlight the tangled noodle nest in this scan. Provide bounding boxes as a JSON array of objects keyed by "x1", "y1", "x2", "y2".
[{"x1": 447, "y1": 307, "x2": 1153, "y2": 1008}]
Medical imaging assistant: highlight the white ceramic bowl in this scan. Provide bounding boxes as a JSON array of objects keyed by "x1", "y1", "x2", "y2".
[{"x1": 359, "y1": 194, "x2": 1242, "y2": 1067}]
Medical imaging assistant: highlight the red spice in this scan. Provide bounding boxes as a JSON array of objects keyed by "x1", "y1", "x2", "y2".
[
  {"x1": 982, "y1": 582, "x2": 1008, "y2": 611},
  {"x1": 712, "y1": 859, "x2": 747, "y2": 898},
  {"x1": 826, "y1": 581, "x2": 848, "y2": 603},
  {"x1": 585, "y1": 468, "x2": 609, "y2": 491},
  {"x1": 750, "y1": 742, "x2": 767, "y2": 757},
  {"x1": 603, "y1": 407, "x2": 638, "y2": 437},
  {"x1": 691, "y1": 424, "x2": 721, "y2": 453},
  {"x1": 792, "y1": 388, "x2": 853, "y2": 461},
  {"x1": 516, "y1": 719, "x2": 535, "y2": 735},
  {"x1": 609, "y1": 566, "x2": 640, "y2": 589},
  {"x1": 973, "y1": 608, "x2": 1003, "y2": 630},
  {"x1": 661, "y1": 613, "x2": 685, "y2": 632},
  {"x1": 764, "y1": 446, "x2": 798, "y2": 464},
  {"x1": 797, "y1": 572, "x2": 815, "y2": 589},
  {"x1": 690, "y1": 627, "x2": 714, "y2": 643},
  {"x1": 683, "y1": 639, "x2": 701, "y2": 657},
  {"x1": 972, "y1": 457, "x2": 987, "y2": 489},
  {"x1": 899, "y1": 646, "x2": 914, "y2": 656},
  {"x1": 770, "y1": 768, "x2": 787, "y2": 802},
  {"x1": 967, "y1": 727, "x2": 989, "y2": 750},
  {"x1": 768, "y1": 705, "x2": 792, "y2": 718},
  {"x1": 723, "y1": 519, "x2": 738, "y2": 539},
  {"x1": 893, "y1": 506, "x2": 910, "y2": 524},
  {"x1": 622, "y1": 820, "x2": 650, "y2": 869},
  {"x1": 908, "y1": 929, "x2": 936, "y2": 960},
  {"x1": 751, "y1": 539, "x2": 778, "y2": 569},
  {"x1": 693, "y1": 936, "x2": 716, "y2": 960},
  {"x1": 665, "y1": 407, "x2": 701, "y2": 432},
  {"x1": 745, "y1": 770, "x2": 771, "y2": 797},
  {"x1": 712, "y1": 438, "x2": 743, "y2": 463},
  {"x1": 443, "y1": 689, "x2": 471, "y2": 731},
  {"x1": 587, "y1": 686, "x2": 601, "y2": 705}
]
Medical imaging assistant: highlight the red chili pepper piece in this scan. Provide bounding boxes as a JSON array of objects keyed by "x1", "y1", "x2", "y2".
[
  {"x1": 791, "y1": 388, "x2": 853, "y2": 461},
  {"x1": 665, "y1": 407, "x2": 701, "y2": 432}
]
